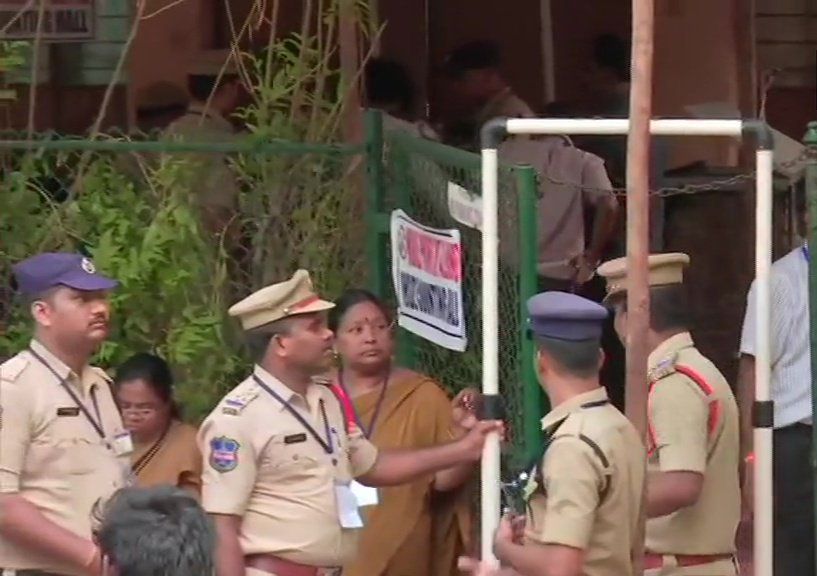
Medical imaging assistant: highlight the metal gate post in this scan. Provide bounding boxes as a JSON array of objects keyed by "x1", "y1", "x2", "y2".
[{"x1": 480, "y1": 117, "x2": 773, "y2": 573}]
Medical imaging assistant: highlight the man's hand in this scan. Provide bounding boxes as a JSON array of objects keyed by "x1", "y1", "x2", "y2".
[
  {"x1": 494, "y1": 514, "x2": 526, "y2": 564},
  {"x1": 451, "y1": 388, "x2": 480, "y2": 434},
  {"x1": 497, "y1": 513, "x2": 526, "y2": 545},
  {"x1": 568, "y1": 251, "x2": 598, "y2": 286},
  {"x1": 457, "y1": 419, "x2": 505, "y2": 461}
]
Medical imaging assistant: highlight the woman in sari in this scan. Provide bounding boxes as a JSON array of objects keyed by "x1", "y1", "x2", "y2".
[
  {"x1": 114, "y1": 353, "x2": 201, "y2": 494},
  {"x1": 329, "y1": 289, "x2": 475, "y2": 576}
]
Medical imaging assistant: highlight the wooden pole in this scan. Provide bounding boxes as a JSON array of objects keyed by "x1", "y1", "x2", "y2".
[{"x1": 625, "y1": 0, "x2": 654, "y2": 572}]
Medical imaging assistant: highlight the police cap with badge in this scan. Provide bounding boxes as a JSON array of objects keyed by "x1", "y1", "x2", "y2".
[
  {"x1": 228, "y1": 268, "x2": 335, "y2": 332},
  {"x1": 12, "y1": 252, "x2": 119, "y2": 296},
  {"x1": 597, "y1": 252, "x2": 690, "y2": 303}
]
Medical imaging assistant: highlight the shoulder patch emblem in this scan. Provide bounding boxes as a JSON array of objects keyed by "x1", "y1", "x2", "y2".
[
  {"x1": 0, "y1": 356, "x2": 30, "y2": 383},
  {"x1": 209, "y1": 436, "x2": 240, "y2": 472}
]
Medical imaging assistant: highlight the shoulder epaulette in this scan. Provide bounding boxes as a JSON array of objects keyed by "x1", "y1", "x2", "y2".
[
  {"x1": 89, "y1": 366, "x2": 113, "y2": 383},
  {"x1": 311, "y1": 375, "x2": 333, "y2": 387},
  {"x1": 648, "y1": 352, "x2": 678, "y2": 382},
  {"x1": 221, "y1": 385, "x2": 260, "y2": 416},
  {"x1": 0, "y1": 355, "x2": 29, "y2": 383}
]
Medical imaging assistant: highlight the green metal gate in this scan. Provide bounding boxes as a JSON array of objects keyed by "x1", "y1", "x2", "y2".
[{"x1": 365, "y1": 111, "x2": 544, "y2": 469}]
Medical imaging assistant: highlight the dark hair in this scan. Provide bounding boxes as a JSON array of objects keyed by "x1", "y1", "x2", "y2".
[
  {"x1": 365, "y1": 58, "x2": 415, "y2": 115},
  {"x1": 186, "y1": 73, "x2": 238, "y2": 102},
  {"x1": 96, "y1": 486, "x2": 215, "y2": 576},
  {"x1": 443, "y1": 40, "x2": 501, "y2": 79},
  {"x1": 328, "y1": 289, "x2": 391, "y2": 332},
  {"x1": 24, "y1": 285, "x2": 59, "y2": 307},
  {"x1": 114, "y1": 353, "x2": 181, "y2": 420},
  {"x1": 593, "y1": 34, "x2": 631, "y2": 82},
  {"x1": 535, "y1": 336, "x2": 601, "y2": 378},
  {"x1": 609, "y1": 284, "x2": 690, "y2": 332}
]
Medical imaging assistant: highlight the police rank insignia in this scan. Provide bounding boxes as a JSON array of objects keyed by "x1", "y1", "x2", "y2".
[{"x1": 209, "y1": 436, "x2": 240, "y2": 473}]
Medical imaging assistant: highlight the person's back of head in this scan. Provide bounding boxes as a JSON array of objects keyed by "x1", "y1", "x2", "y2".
[
  {"x1": 443, "y1": 39, "x2": 502, "y2": 79},
  {"x1": 592, "y1": 33, "x2": 631, "y2": 83},
  {"x1": 96, "y1": 486, "x2": 215, "y2": 576},
  {"x1": 364, "y1": 58, "x2": 416, "y2": 117},
  {"x1": 442, "y1": 40, "x2": 505, "y2": 107}
]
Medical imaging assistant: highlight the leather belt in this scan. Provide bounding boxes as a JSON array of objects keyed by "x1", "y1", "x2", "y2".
[
  {"x1": 245, "y1": 554, "x2": 341, "y2": 576},
  {"x1": 643, "y1": 553, "x2": 735, "y2": 570}
]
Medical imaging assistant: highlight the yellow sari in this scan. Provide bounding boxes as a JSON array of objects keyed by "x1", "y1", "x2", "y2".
[
  {"x1": 131, "y1": 420, "x2": 202, "y2": 495},
  {"x1": 342, "y1": 371, "x2": 473, "y2": 576}
]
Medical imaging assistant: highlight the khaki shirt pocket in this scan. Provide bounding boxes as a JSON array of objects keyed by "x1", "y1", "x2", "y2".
[{"x1": 262, "y1": 435, "x2": 331, "y2": 488}]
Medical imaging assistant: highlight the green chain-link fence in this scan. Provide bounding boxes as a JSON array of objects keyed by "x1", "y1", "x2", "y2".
[{"x1": 365, "y1": 111, "x2": 543, "y2": 470}]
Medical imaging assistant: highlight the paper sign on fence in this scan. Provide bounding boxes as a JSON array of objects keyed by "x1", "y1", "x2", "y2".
[
  {"x1": 447, "y1": 181, "x2": 482, "y2": 231},
  {"x1": 390, "y1": 209, "x2": 467, "y2": 352}
]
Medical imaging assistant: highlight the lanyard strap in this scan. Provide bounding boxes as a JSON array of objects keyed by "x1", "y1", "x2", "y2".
[
  {"x1": 252, "y1": 375, "x2": 333, "y2": 454},
  {"x1": 28, "y1": 347, "x2": 106, "y2": 439},
  {"x1": 337, "y1": 370, "x2": 390, "y2": 439}
]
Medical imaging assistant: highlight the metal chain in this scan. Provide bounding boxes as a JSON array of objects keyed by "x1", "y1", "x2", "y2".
[{"x1": 536, "y1": 147, "x2": 817, "y2": 198}]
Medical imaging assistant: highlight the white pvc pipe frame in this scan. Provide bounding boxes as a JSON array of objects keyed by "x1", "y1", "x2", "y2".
[{"x1": 479, "y1": 117, "x2": 774, "y2": 575}]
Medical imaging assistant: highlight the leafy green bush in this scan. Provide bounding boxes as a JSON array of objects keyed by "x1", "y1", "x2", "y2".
[
  {"x1": 0, "y1": 19, "x2": 370, "y2": 420},
  {"x1": 0, "y1": 151, "x2": 245, "y2": 420}
]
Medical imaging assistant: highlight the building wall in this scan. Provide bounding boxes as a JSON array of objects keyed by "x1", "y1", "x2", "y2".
[
  {"x1": 129, "y1": 0, "x2": 214, "y2": 112},
  {"x1": 552, "y1": 0, "x2": 741, "y2": 168}
]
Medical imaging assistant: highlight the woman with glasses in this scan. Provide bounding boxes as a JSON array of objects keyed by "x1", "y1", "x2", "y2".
[
  {"x1": 328, "y1": 289, "x2": 476, "y2": 576},
  {"x1": 114, "y1": 353, "x2": 201, "y2": 495}
]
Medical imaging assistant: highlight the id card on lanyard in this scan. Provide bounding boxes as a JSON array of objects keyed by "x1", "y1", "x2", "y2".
[{"x1": 336, "y1": 372, "x2": 385, "y2": 507}]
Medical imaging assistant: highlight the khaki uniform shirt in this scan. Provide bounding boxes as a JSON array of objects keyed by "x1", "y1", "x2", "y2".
[
  {"x1": 162, "y1": 103, "x2": 240, "y2": 214},
  {"x1": 198, "y1": 366, "x2": 380, "y2": 567},
  {"x1": 524, "y1": 388, "x2": 645, "y2": 576},
  {"x1": 0, "y1": 340, "x2": 129, "y2": 575},
  {"x1": 476, "y1": 87, "x2": 534, "y2": 127},
  {"x1": 499, "y1": 138, "x2": 614, "y2": 279},
  {"x1": 646, "y1": 332, "x2": 740, "y2": 556}
]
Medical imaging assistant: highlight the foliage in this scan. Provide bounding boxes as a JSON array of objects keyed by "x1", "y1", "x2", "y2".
[
  {"x1": 0, "y1": 1, "x2": 373, "y2": 421},
  {"x1": 0, "y1": 151, "x2": 245, "y2": 420}
]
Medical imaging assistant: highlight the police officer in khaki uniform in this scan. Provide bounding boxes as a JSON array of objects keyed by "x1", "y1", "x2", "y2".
[
  {"x1": 460, "y1": 291, "x2": 645, "y2": 576},
  {"x1": 163, "y1": 49, "x2": 243, "y2": 235},
  {"x1": 442, "y1": 40, "x2": 534, "y2": 150},
  {"x1": 198, "y1": 269, "x2": 502, "y2": 576},
  {"x1": 0, "y1": 253, "x2": 133, "y2": 576},
  {"x1": 598, "y1": 253, "x2": 741, "y2": 575}
]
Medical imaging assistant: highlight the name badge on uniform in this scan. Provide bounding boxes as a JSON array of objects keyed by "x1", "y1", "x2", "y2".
[
  {"x1": 112, "y1": 431, "x2": 134, "y2": 457},
  {"x1": 350, "y1": 480, "x2": 379, "y2": 507},
  {"x1": 334, "y1": 481, "x2": 364, "y2": 528}
]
